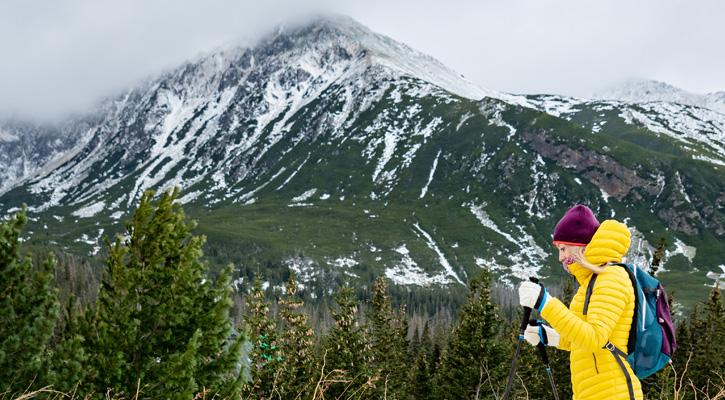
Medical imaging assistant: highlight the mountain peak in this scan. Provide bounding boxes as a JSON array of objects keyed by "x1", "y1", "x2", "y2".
[
  {"x1": 592, "y1": 79, "x2": 725, "y2": 114},
  {"x1": 258, "y1": 14, "x2": 492, "y2": 101},
  {"x1": 593, "y1": 79, "x2": 688, "y2": 101}
]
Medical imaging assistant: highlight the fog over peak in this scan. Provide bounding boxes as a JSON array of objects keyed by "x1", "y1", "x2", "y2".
[{"x1": 2, "y1": 1, "x2": 724, "y2": 122}]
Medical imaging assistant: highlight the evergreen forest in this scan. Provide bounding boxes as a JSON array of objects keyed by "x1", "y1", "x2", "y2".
[{"x1": 2, "y1": 188, "x2": 724, "y2": 400}]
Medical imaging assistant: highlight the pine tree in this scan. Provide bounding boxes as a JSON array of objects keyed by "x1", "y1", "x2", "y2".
[
  {"x1": 409, "y1": 324, "x2": 421, "y2": 358},
  {"x1": 649, "y1": 235, "x2": 668, "y2": 276},
  {"x1": 64, "y1": 188, "x2": 247, "y2": 398},
  {"x1": 45, "y1": 296, "x2": 86, "y2": 394},
  {"x1": 685, "y1": 285, "x2": 725, "y2": 398},
  {"x1": 242, "y1": 272, "x2": 283, "y2": 398},
  {"x1": 277, "y1": 270, "x2": 318, "y2": 399},
  {"x1": 410, "y1": 321, "x2": 434, "y2": 400},
  {"x1": 419, "y1": 320, "x2": 432, "y2": 360},
  {"x1": 0, "y1": 205, "x2": 59, "y2": 396},
  {"x1": 509, "y1": 318, "x2": 547, "y2": 398},
  {"x1": 433, "y1": 270, "x2": 508, "y2": 400},
  {"x1": 671, "y1": 320, "x2": 690, "y2": 369},
  {"x1": 321, "y1": 284, "x2": 375, "y2": 399},
  {"x1": 410, "y1": 351, "x2": 432, "y2": 400},
  {"x1": 430, "y1": 316, "x2": 449, "y2": 377},
  {"x1": 368, "y1": 276, "x2": 409, "y2": 399}
]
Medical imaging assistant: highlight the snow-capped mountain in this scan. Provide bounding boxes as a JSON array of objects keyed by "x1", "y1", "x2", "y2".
[
  {"x1": 592, "y1": 79, "x2": 725, "y2": 115},
  {"x1": 1, "y1": 16, "x2": 494, "y2": 206},
  {"x1": 0, "y1": 16, "x2": 723, "y2": 309}
]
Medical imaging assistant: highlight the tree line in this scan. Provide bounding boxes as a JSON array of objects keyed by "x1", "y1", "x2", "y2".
[{"x1": 1, "y1": 188, "x2": 724, "y2": 399}]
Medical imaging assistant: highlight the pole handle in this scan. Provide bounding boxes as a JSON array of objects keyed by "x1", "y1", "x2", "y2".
[
  {"x1": 537, "y1": 342, "x2": 550, "y2": 365},
  {"x1": 519, "y1": 277, "x2": 539, "y2": 333},
  {"x1": 519, "y1": 307, "x2": 532, "y2": 333}
]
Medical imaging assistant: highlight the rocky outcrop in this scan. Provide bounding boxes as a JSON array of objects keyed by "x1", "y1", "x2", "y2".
[
  {"x1": 658, "y1": 205, "x2": 700, "y2": 235},
  {"x1": 520, "y1": 130, "x2": 662, "y2": 201},
  {"x1": 519, "y1": 129, "x2": 725, "y2": 235}
]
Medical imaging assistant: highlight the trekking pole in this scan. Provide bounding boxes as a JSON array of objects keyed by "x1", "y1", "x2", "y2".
[
  {"x1": 502, "y1": 277, "x2": 538, "y2": 400},
  {"x1": 536, "y1": 340, "x2": 560, "y2": 400}
]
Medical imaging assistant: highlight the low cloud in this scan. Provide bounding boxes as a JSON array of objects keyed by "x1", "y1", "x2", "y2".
[{"x1": 1, "y1": 0, "x2": 723, "y2": 122}]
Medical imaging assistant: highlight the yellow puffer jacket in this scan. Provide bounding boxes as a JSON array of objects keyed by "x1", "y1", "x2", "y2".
[{"x1": 541, "y1": 220, "x2": 642, "y2": 400}]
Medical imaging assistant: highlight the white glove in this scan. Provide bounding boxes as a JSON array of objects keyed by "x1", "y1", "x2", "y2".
[
  {"x1": 518, "y1": 281, "x2": 550, "y2": 311},
  {"x1": 524, "y1": 322, "x2": 560, "y2": 347}
]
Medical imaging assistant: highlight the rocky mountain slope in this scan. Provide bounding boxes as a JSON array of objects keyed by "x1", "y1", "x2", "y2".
[{"x1": 1, "y1": 16, "x2": 723, "y2": 310}]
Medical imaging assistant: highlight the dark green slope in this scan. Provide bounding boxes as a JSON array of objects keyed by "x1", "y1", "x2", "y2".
[{"x1": 6, "y1": 79, "x2": 724, "y2": 314}]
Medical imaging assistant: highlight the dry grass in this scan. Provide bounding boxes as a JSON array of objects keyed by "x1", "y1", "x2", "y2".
[{"x1": 11, "y1": 351, "x2": 725, "y2": 400}]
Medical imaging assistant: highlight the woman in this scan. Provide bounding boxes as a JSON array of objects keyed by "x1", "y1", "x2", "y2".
[{"x1": 518, "y1": 205, "x2": 642, "y2": 400}]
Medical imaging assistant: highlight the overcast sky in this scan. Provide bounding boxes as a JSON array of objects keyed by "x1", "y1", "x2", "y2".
[{"x1": 1, "y1": 0, "x2": 724, "y2": 121}]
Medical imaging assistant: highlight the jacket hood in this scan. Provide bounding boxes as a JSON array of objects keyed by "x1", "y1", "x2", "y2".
[{"x1": 568, "y1": 219, "x2": 631, "y2": 284}]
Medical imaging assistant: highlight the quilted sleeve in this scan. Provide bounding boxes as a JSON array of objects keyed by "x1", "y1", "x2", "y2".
[{"x1": 541, "y1": 268, "x2": 630, "y2": 352}]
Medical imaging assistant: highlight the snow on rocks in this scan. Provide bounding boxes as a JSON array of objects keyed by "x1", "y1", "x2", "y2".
[
  {"x1": 468, "y1": 202, "x2": 548, "y2": 282},
  {"x1": 385, "y1": 244, "x2": 452, "y2": 286},
  {"x1": 412, "y1": 223, "x2": 463, "y2": 284},
  {"x1": 706, "y1": 265, "x2": 725, "y2": 289},
  {"x1": 72, "y1": 201, "x2": 106, "y2": 218},
  {"x1": 419, "y1": 149, "x2": 441, "y2": 199},
  {"x1": 292, "y1": 188, "x2": 317, "y2": 202}
]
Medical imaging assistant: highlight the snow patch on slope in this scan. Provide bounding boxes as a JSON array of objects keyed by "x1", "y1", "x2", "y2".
[
  {"x1": 420, "y1": 149, "x2": 441, "y2": 198},
  {"x1": 468, "y1": 203, "x2": 548, "y2": 282},
  {"x1": 385, "y1": 244, "x2": 452, "y2": 286},
  {"x1": 412, "y1": 223, "x2": 463, "y2": 284},
  {"x1": 293, "y1": 188, "x2": 317, "y2": 202},
  {"x1": 72, "y1": 201, "x2": 106, "y2": 218}
]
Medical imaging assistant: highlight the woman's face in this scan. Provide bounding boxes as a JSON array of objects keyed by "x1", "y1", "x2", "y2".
[
  {"x1": 557, "y1": 244, "x2": 573, "y2": 262},
  {"x1": 557, "y1": 244, "x2": 577, "y2": 274}
]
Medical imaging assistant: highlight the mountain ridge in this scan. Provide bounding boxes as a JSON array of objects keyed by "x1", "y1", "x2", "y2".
[
  {"x1": 592, "y1": 78, "x2": 725, "y2": 115},
  {"x1": 1, "y1": 16, "x2": 723, "y2": 312}
]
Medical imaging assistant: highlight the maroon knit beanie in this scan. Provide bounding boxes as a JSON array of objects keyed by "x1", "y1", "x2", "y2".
[{"x1": 553, "y1": 205, "x2": 600, "y2": 246}]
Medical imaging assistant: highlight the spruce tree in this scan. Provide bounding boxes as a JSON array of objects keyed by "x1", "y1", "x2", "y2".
[
  {"x1": 670, "y1": 319, "x2": 694, "y2": 399},
  {"x1": 649, "y1": 235, "x2": 668, "y2": 276},
  {"x1": 0, "y1": 205, "x2": 59, "y2": 396},
  {"x1": 45, "y1": 295, "x2": 86, "y2": 394},
  {"x1": 433, "y1": 270, "x2": 508, "y2": 400},
  {"x1": 410, "y1": 321, "x2": 434, "y2": 400},
  {"x1": 277, "y1": 270, "x2": 318, "y2": 399},
  {"x1": 321, "y1": 284, "x2": 375, "y2": 399},
  {"x1": 410, "y1": 351, "x2": 432, "y2": 400},
  {"x1": 67, "y1": 188, "x2": 247, "y2": 399},
  {"x1": 243, "y1": 272, "x2": 283, "y2": 399},
  {"x1": 409, "y1": 324, "x2": 421, "y2": 358},
  {"x1": 368, "y1": 277, "x2": 409, "y2": 399},
  {"x1": 419, "y1": 320, "x2": 432, "y2": 349},
  {"x1": 685, "y1": 285, "x2": 725, "y2": 398}
]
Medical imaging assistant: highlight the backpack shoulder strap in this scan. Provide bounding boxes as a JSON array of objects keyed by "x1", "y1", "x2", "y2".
[
  {"x1": 583, "y1": 265, "x2": 637, "y2": 400},
  {"x1": 582, "y1": 274, "x2": 597, "y2": 316},
  {"x1": 613, "y1": 263, "x2": 639, "y2": 355}
]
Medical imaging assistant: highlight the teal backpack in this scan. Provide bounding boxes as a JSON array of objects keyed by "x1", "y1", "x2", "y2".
[{"x1": 583, "y1": 263, "x2": 676, "y2": 397}]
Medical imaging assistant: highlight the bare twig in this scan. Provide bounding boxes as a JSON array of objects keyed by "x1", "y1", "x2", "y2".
[
  {"x1": 383, "y1": 372, "x2": 390, "y2": 400},
  {"x1": 335, "y1": 372, "x2": 363, "y2": 400},
  {"x1": 475, "y1": 363, "x2": 484, "y2": 400},
  {"x1": 481, "y1": 359, "x2": 499, "y2": 399},
  {"x1": 242, "y1": 379, "x2": 262, "y2": 400},
  {"x1": 133, "y1": 379, "x2": 141, "y2": 400},
  {"x1": 14, "y1": 386, "x2": 65, "y2": 400},
  {"x1": 673, "y1": 352, "x2": 693, "y2": 400},
  {"x1": 516, "y1": 373, "x2": 530, "y2": 400},
  {"x1": 313, "y1": 349, "x2": 330, "y2": 400}
]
